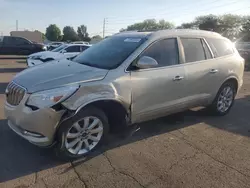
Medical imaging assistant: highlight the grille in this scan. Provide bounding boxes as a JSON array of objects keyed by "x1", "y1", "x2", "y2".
[{"x1": 6, "y1": 82, "x2": 26, "y2": 106}]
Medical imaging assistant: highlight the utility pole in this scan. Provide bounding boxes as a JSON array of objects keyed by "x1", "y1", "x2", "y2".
[
  {"x1": 16, "y1": 20, "x2": 18, "y2": 31},
  {"x1": 102, "y1": 18, "x2": 105, "y2": 38}
]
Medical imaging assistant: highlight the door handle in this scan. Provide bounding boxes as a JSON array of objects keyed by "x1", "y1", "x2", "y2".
[
  {"x1": 210, "y1": 69, "x2": 218, "y2": 73},
  {"x1": 173, "y1": 75, "x2": 184, "y2": 81}
]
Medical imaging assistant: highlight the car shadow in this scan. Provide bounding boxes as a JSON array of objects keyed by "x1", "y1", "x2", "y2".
[
  {"x1": 16, "y1": 60, "x2": 27, "y2": 64},
  {"x1": 0, "y1": 57, "x2": 26, "y2": 60},
  {"x1": 1, "y1": 95, "x2": 250, "y2": 183},
  {"x1": 0, "y1": 68, "x2": 25, "y2": 73}
]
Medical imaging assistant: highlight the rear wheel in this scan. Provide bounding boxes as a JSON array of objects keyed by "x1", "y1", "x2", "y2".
[
  {"x1": 55, "y1": 107, "x2": 109, "y2": 161},
  {"x1": 208, "y1": 82, "x2": 236, "y2": 116}
]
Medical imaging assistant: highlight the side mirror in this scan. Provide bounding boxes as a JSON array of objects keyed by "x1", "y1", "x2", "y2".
[
  {"x1": 61, "y1": 49, "x2": 67, "y2": 53},
  {"x1": 136, "y1": 56, "x2": 158, "y2": 69}
]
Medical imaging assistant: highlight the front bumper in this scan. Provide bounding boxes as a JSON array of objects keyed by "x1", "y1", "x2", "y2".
[
  {"x1": 4, "y1": 94, "x2": 65, "y2": 147},
  {"x1": 27, "y1": 58, "x2": 43, "y2": 67}
]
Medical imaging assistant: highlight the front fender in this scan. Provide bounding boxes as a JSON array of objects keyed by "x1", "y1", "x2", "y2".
[{"x1": 62, "y1": 83, "x2": 131, "y2": 112}]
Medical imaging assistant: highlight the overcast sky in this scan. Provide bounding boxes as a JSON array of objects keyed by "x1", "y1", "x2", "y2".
[{"x1": 0, "y1": 0, "x2": 249, "y2": 36}]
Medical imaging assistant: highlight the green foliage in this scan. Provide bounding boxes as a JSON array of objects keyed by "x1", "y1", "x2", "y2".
[
  {"x1": 41, "y1": 33, "x2": 46, "y2": 40},
  {"x1": 240, "y1": 16, "x2": 250, "y2": 41},
  {"x1": 242, "y1": 16, "x2": 250, "y2": 33},
  {"x1": 62, "y1": 26, "x2": 79, "y2": 41},
  {"x1": 34, "y1": 30, "x2": 46, "y2": 40},
  {"x1": 176, "y1": 22, "x2": 197, "y2": 29},
  {"x1": 77, "y1": 25, "x2": 91, "y2": 42},
  {"x1": 121, "y1": 19, "x2": 175, "y2": 31},
  {"x1": 219, "y1": 14, "x2": 244, "y2": 40},
  {"x1": 45, "y1": 24, "x2": 61, "y2": 41},
  {"x1": 195, "y1": 14, "x2": 220, "y2": 32},
  {"x1": 176, "y1": 14, "x2": 249, "y2": 41}
]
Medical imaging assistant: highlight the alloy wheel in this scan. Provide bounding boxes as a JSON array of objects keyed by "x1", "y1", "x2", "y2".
[
  {"x1": 65, "y1": 116, "x2": 104, "y2": 155},
  {"x1": 217, "y1": 86, "x2": 234, "y2": 113}
]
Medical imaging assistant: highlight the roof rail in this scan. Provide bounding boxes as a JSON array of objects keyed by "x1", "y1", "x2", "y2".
[
  {"x1": 137, "y1": 29, "x2": 159, "y2": 32},
  {"x1": 119, "y1": 30, "x2": 139, "y2": 33}
]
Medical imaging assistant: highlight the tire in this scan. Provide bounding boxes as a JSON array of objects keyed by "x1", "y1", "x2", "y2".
[
  {"x1": 207, "y1": 81, "x2": 237, "y2": 116},
  {"x1": 55, "y1": 107, "x2": 109, "y2": 161}
]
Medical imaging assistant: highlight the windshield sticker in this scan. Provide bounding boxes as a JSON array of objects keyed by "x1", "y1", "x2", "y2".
[{"x1": 124, "y1": 38, "x2": 141, "y2": 43}]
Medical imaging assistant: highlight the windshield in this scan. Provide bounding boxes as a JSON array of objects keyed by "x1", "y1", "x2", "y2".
[
  {"x1": 51, "y1": 44, "x2": 67, "y2": 52},
  {"x1": 73, "y1": 36, "x2": 146, "y2": 69}
]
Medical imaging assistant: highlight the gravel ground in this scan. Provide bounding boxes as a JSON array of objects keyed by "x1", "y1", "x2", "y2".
[{"x1": 0, "y1": 59, "x2": 250, "y2": 188}]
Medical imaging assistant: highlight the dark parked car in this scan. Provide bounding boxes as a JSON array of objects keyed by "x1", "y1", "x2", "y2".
[{"x1": 0, "y1": 36, "x2": 47, "y2": 55}]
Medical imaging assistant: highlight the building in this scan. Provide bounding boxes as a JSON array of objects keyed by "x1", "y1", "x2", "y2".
[{"x1": 10, "y1": 30, "x2": 43, "y2": 43}]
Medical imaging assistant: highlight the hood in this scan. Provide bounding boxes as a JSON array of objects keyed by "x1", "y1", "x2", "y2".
[
  {"x1": 29, "y1": 51, "x2": 62, "y2": 59},
  {"x1": 29, "y1": 51, "x2": 51, "y2": 57},
  {"x1": 13, "y1": 59, "x2": 109, "y2": 93}
]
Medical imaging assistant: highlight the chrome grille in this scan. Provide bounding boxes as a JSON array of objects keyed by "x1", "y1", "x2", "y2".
[{"x1": 6, "y1": 82, "x2": 26, "y2": 106}]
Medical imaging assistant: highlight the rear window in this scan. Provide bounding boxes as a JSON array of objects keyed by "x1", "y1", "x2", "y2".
[
  {"x1": 206, "y1": 38, "x2": 234, "y2": 57},
  {"x1": 180, "y1": 38, "x2": 206, "y2": 63}
]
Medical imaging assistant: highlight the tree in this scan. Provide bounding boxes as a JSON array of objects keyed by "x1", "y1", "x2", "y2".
[
  {"x1": 45, "y1": 24, "x2": 61, "y2": 41},
  {"x1": 121, "y1": 19, "x2": 174, "y2": 31},
  {"x1": 195, "y1": 15, "x2": 220, "y2": 32},
  {"x1": 41, "y1": 33, "x2": 46, "y2": 41},
  {"x1": 62, "y1": 26, "x2": 79, "y2": 41},
  {"x1": 176, "y1": 22, "x2": 197, "y2": 29},
  {"x1": 77, "y1": 25, "x2": 91, "y2": 42},
  {"x1": 92, "y1": 35, "x2": 102, "y2": 40},
  {"x1": 219, "y1": 14, "x2": 243, "y2": 40},
  {"x1": 34, "y1": 30, "x2": 46, "y2": 41},
  {"x1": 91, "y1": 35, "x2": 102, "y2": 44},
  {"x1": 239, "y1": 16, "x2": 250, "y2": 41}
]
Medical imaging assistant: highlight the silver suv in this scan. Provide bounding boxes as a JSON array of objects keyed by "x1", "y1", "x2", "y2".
[{"x1": 4, "y1": 30, "x2": 244, "y2": 160}]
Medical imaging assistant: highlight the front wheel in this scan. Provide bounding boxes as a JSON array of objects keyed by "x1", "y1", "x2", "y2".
[
  {"x1": 55, "y1": 107, "x2": 109, "y2": 161},
  {"x1": 207, "y1": 82, "x2": 236, "y2": 116}
]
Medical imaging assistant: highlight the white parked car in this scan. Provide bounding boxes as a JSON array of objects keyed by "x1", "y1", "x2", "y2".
[
  {"x1": 46, "y1": 42, "x2": 64, "y2": 50},
  {"x1": 27, "y1": 44, "x2": 91, "y2": 67}
]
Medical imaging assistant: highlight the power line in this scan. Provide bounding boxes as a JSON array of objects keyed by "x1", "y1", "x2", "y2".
[
  {"x1": 106, "y1": 0, "x2": 245, "y2": 24},
  {"x1": 228, "y1": 6, "x2": 250, "y2": 14},
  {"x1": 107, "y1": 1, "x2": 188, "y2": 20},
  {"x1": 103, "y1": 6, "x2": 250, "y2": 36},
  {"x1": 106, "y1": 0, "x2": 224, "y2": 22}
]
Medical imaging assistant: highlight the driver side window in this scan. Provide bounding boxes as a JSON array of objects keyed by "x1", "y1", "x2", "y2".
[
  {"x1": 141, "y1": 38, "x2": 179, "y2": 67},
  {"x1": 15, "y1": 37, "x2": 30, "y2": 45}
]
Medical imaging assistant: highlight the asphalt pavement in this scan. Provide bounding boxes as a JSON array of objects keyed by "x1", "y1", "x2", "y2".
[{"x1": 0, "y1": 59, "x2": 250, "y2": 188}]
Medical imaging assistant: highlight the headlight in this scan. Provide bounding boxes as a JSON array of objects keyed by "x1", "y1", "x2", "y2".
[
  {"x1": 26, "y1": 85, "x2": 79, "y2": 108},
  {"x1": 42, "y1": 46, "x2": 47, "y2": 50}
]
